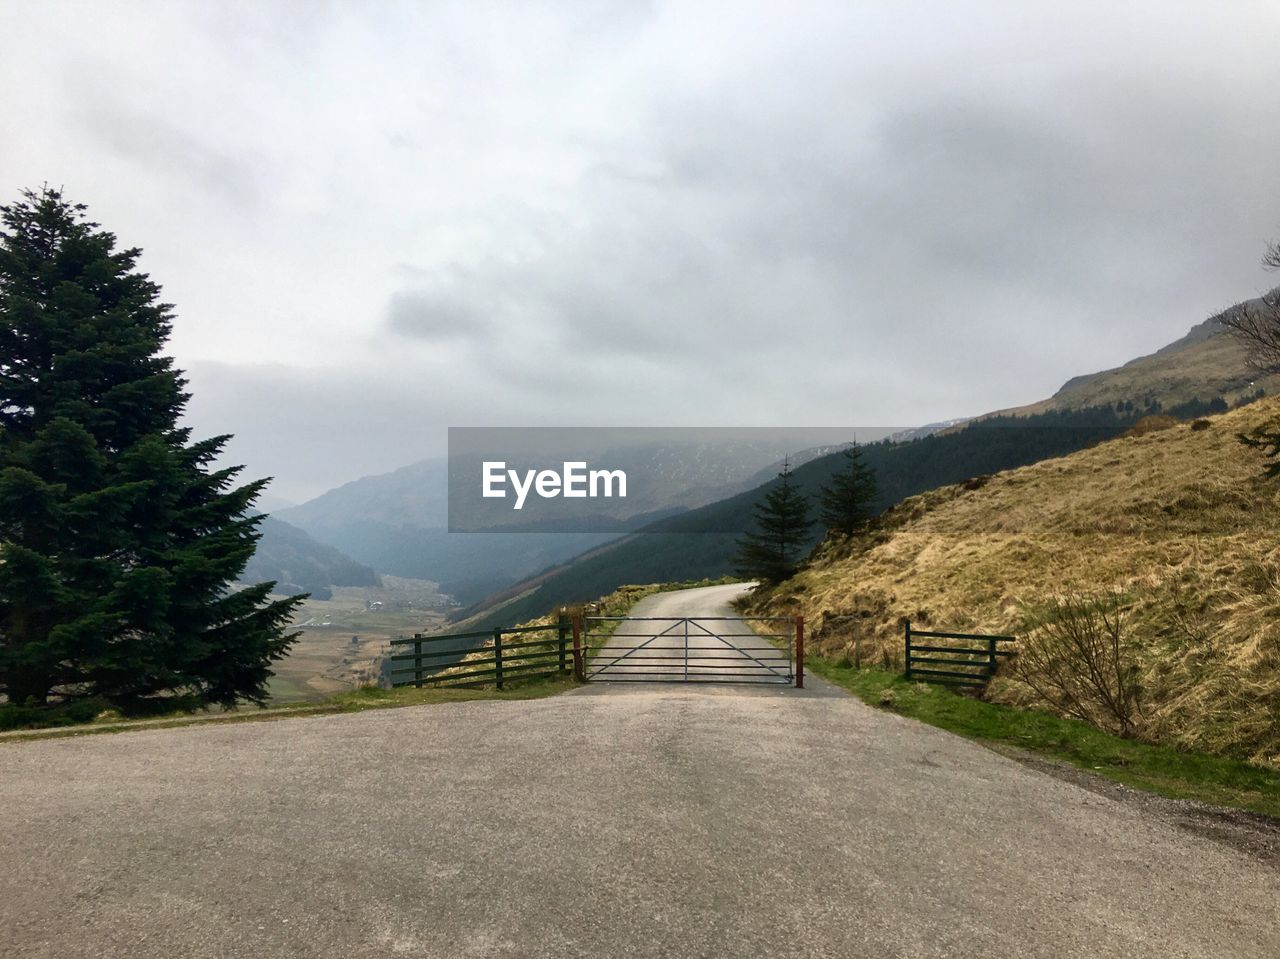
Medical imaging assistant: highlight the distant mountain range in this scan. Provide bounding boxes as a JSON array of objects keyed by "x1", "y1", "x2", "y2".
[
  {"x1": 450, "y1": 294, "x2": 1271, "y2": 628},
  {"x1": 273, "y1": 438, "x2": 857, "y2": 604},
  {"x1": 245, "y1": 290, "x2": 1271, "y2": 612},
  {"x1": 452, "y1": 405, "x2": 1159, "y2": 629}
]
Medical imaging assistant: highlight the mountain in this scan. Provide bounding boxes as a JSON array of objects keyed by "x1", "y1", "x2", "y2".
[
  {"x1": 994, "y1": 291, "x2": 1279, "y2": 417},
  {"x1": 456, "y1": 298, "x2": 1271, "y2": 628},
  {"x1": 241, "y1": 516, "x2": 380, "y2": 600},
  {"x1": 254, "y1": 490, "x2": 298, "y2": 513},
  {"x1": 273, "y1": 459, "x2": 589, "y2": 604},
  {"x1": 752, "y1": 397, "x2": 1280, "y2": 764},
  {"x1": 455, "y1": 404, "x2": 1159, "y2": 629},
  {"x1": 279, "y1": 459, "x2": 451, "y2": 532},
  {"x1": 276, "y1": 440, "x2": 843, "y2": 604}
]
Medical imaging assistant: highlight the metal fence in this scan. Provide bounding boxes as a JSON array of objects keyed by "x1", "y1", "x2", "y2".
[
  {"x1": 903, "y1": 620, "x2": 1016, "y2": 687},
  {"x1": 388, "y1": 619, "x2": 572, "y2": 689},
  {"x1": 583, "y1": 616, "x2": 804, "y2": 686}
]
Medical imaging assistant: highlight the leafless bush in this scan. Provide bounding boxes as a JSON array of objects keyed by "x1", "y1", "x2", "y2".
[
  {"x1": 1220, "y1": 278, "x2": 1280, "y2": 375},
  {"x1": 1014, "y1": 594, "x2": 1144, "y2": 738}
]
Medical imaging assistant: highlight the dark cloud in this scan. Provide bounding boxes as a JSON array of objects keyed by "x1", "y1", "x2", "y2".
[
  {"x1": 386, "y1": 290, "x2": 490, "y2": 342},
  {"x1": 2, "y1": 2, "x2": 1278, "y2": 501}
]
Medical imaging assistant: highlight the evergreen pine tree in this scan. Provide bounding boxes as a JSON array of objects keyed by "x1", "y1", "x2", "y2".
[
  {"x1": 733, "y1": 459, "x2": 813, "y2": 584},
  {"x1": 0, "y1": 186, "x2": 302, "y2": 712},
  {"x1": 818, "y1": 446, "x2": 878, "y2": 536}
]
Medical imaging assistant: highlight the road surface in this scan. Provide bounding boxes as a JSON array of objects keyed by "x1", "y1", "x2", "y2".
[
  {"x1": 584, "y1": 582, "x2": 798, "y2": 684},
  {"x1": 1, "y1": 583, "x2": 1277, "y2": 957}
]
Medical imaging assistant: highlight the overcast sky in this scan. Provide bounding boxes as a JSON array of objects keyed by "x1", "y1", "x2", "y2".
[{"x1": 2, "y1": 1, "x2": 1278, "y2": 502}]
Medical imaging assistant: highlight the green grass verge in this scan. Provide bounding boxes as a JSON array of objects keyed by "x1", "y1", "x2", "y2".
[
  {"x1": 808, "y1": 658, "x2": 1280, "y2": 820},
  {"x1": 0, "y1": 675, "x2": 577, "y2": 743}
]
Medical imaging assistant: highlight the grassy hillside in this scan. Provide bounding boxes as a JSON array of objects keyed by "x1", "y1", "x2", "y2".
[
  {"x1": 750, "y1": 397, "x2": 1280, "y2": 765},
  {"x1": 459, "y1": 404, "x2": 1181, "y2": 630},
  {"x1": 993, "y1": 295, "x2": 1279, "y2": 416}
]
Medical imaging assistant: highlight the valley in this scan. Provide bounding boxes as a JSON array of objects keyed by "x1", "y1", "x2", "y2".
[
  {"x1": 265, "y1": 576, "x2": 455, "y2": 702},
  {"x1": 250, "y1": 285, "x2": 1280, "y2": 765},
  {"x1": 6, "y1": 13, "x2": 1279, "y2": 957}
]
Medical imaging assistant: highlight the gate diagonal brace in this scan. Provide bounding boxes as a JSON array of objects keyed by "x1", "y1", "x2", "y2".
[
  {"x1": 686, "y1": 619, "x2": 792, "y2": 679},
  {"x1": 587, "y1": 618, "x2": 686, "y2": 674}
]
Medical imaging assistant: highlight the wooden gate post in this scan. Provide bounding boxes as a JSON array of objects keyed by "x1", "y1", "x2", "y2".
[
  {"x1": 493, "y1": 627, "x2": 504, "y2": 690},
  {"x1": 904, "y1": 619, "x2": 912, "y2": 679},
  {"x1": 571, "y1": 614, "x2": 584, "y2": 682},
  {"x1": 795, "y1": 615, "x2": 805, "y2": 689}
]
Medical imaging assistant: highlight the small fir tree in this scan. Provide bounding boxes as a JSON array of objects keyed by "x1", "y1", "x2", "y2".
[
  {"x1": 0, "y1": 186, "x2": 302, "y2": 712},
  {"x1": 733, "y1": 458, "x2": 813, "y2": 584},
  {"x1": 818, "y1": 446, "x2": 878, "y2": 536}
]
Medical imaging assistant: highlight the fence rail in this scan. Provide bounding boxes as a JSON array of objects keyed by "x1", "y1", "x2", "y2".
[
  {"x1": 583, "y1": 615, "x2": 802, "y2": 686},
  {"x1": 388, "y1": 619, "x2": 572, "y2": 689},
  {"x1": 903, "y1": 621, "x2": 1016, "y2": 687}
]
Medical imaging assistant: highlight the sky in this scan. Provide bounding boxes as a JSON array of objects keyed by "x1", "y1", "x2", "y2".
[{"x1": 2, "y1": 1, "x2": 1278, "y2": 502}]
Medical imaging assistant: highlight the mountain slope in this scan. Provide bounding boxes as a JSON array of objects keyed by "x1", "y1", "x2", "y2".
[
  {"x1": 242, "y1": 516, "x2": 380, "y2": 600},
  {"x1": 275, "y1": 459, "x2": 611, "y2": 602},
  {"x1": 996, "y1": 292, "x2": 1279, "y2": 417},
  {"x1": 275, "y1": 441, "x2": 854, "y2": 604},
  {"x1": 458, "y1": 405, "x2": 1151, "y2": 629},
  {"x1": 757, "y1": 397, "x2": 1280, "y2": 763},
  {"x1": 278, "y1": 459, "x2": 450, "y2": 532},
  {"x1": 458, "y1": 300, "x2": 1273, "y2": 627}
]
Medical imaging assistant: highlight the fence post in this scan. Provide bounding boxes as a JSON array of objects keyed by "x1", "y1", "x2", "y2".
[
  {"x1": 493, "y1": 627, "x2": 504, "y2": 690},
  {"x1": 904, "y1": 620, "x2": 912, "y2": 680},
  {"x1": 571, "y1": 614, "x2": 584, "y2": 682},
  {"x1": 795, "y1": 615, "x2": 805, "y2": 689},
  {"x1": 413, "y1": 634, "x2": 423, "y2": 688},
  {"x1": 987, "y1": 635, "x2": 997, "y2": 681},
  {"x1": 558, "y1": 612, "x2": 568, "y2": 673}
]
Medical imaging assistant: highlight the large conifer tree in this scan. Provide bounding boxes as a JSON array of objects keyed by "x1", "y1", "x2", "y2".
[
  {"x1": 733, "y1": 459, "x2": 813, "y2": 584},
  {"x1": 0, "y1": 187, "x2": 301, "y2": 712}
]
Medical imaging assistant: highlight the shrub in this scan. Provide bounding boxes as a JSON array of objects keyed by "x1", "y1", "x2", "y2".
[
  {"x1": 0, "y1": 696, "x2": 113, "y2": 731},
  {"x1": 1124, "y1": 415, "x2": 1178, "y2": 437},
  {"x1": 1014, "y1": 593, "x2": 1144, "y2": 738}
]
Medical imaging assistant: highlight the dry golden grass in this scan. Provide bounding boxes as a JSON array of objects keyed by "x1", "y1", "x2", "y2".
[
  {"x1": 991, "y1": 326, "x2": 1279, "y2": 416},
  {"x1": 758, "y1": 397, "x2": 1280, "y2": 765}
]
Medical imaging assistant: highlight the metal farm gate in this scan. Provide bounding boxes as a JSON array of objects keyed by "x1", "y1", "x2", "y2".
[{"x1": 582, "y1": 616, "x2": 804, "y2": 686}]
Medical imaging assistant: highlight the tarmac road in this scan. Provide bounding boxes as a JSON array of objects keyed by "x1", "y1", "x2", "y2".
[
  {"x1": 1, "y1": 583, "x2": 1277, "y2": 958},
  {"x1": 583, "y1": 582, "x2": 799, "y2": 684}
]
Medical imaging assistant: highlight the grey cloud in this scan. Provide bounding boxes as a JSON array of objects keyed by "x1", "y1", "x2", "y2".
[
  {"x1": 5, "y1": 2, "x2": 1279, "y2": 501},
  {"x1": 74, "y1": 99, "x2": 261, "y2": 208},
  {"x1": 387, "y1": 289, "x2": 491, "y2": 342}
]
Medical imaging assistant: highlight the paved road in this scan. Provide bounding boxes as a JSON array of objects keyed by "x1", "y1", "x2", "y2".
[
  {"x1": 584, "y1": 582, "x2": 798, "y2": 684},
  {"x1": 2, "y1": 584, "x2": 1277, "y2": 957}
]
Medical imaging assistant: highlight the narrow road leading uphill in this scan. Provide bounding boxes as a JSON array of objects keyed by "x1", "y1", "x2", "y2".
[
  {"x1": 579, "y1": 582, "x2": 815, "y2": 685},
  {"x1": 1, "y1": 584, "x2": 1276, "y2": 958}
]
